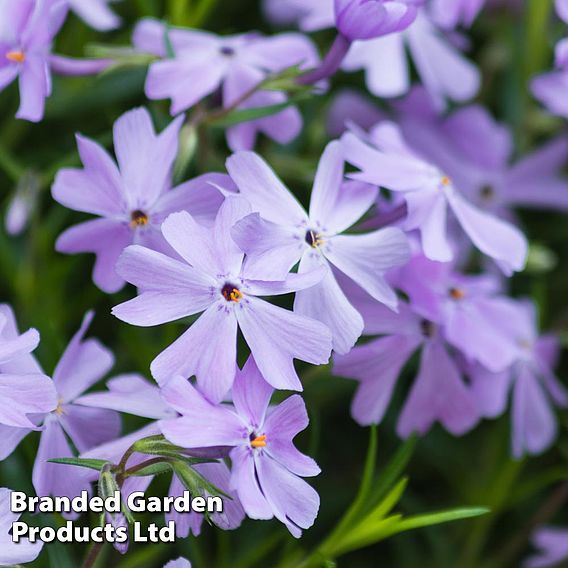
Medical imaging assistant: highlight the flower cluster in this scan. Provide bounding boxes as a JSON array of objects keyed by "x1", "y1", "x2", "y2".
[{"x1": 0, "y1": 0, "x2": 567, "y2": 566}]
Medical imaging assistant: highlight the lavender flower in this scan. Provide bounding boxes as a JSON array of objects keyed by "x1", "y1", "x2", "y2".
[
  {"x1": 263, "y1": 0, "x2": 335, "y2": 31},
  {"x1": 67, "y1": 0, "x2": 121, "y2": 31},
  {"x1": 532, "y1": 39, "x2": 568, "y2": 119},
  {"x1": 341, "y1": 9, "x2": 480, "y2": 106},
  {"x1": 0, "y1": 0, "x2": 110, "y2": 122},
  {"x1": 0, "y1": 487, "x2": 43, "y2": 565},
  {"x1": 0, "y1": 304, "x2": 56, "y2": 459},
  {"x1": 164, "y1": 559, "x2": 191, "y2": 568},
  {"x1": 525, "y1": 527, "x2": 568, "y2": 568},
  {"x1": 52, "y1": 107, "x2": 229, "y2": 293},
  {"x1": 429, "y1": 0, "x2": 486, "y2": 29},
  {"x1": 341, "y1": 121, "x2": 528, "y2": 273},
  {"x1": 334, "y1": 0, "x2": 422, "y2": 41},
  {"x1": 112, "y1": 196, "x2": 332, "y2": 402},
  {"x1": 160, "y1": 357, "x2": 321, "y2": 537},
  {"x1": 468, "y1": 300, "x2": 568, "y2": 457},
  {"x1": 229, "y1": 142, "x2": 410, "y2": 354},
  {"x1": 396, "y1": 96, "x2": 568, "y2": 216},
  {"x1": 133, "y1": 19, "x2": 319, "y2": 151}
]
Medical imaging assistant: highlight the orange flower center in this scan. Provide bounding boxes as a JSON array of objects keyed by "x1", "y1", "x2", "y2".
[
  {"x1": 250, "y1": 435, "x2": 267, "y2": 448},
  {"x1": 222, "y1": 283, "x2": 243, "y2": 303},
  {"x1": 130, "y1": 209, "x2": 149, "y2": 228},
  {"x1": 6, "y1": 50, "x2": 26, "y2": 63},
  {"x1": 449, "y1": 287, "x2": 466, "y2": 300}
]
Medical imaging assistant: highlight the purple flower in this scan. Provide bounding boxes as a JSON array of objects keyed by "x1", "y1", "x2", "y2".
[
  {"x1": 164, "y1": 559, "x2": 191, "y2": 568},
  {"x1": 0, "y1": 0, "x2": 111, "y2": 122},
  {"x1": 133, "y1": 19, "x2": 319, "y2": 151},
  {"x1": 67, "y1": 0, "x2": 121, "y2": 31},
  {"x1": 263, "y1": 0, "x2": 335, "y2": 31},
  {"x1": 532, "y1": 39, "x2": 568, "y2": 119},
  {"x1": 341, "y1": 10, "x2": 480, "y2": 105},
  {"x1": 468, "y1": 300, "x2": 568, "y2": 457},
  {"x1": 396, "y1": 96, "x2": 568, "y2": 216},
  {"x1": 429, "y1": 0, "x2": 485, "y2": 29},
  {"x1": 525, "y1": 527, "x2": 568, "y2": 568},
  {"x1": 333, "y1": 277, "x2": 480, "y2": 435},
  {"x1": 341, "y1": 121, "x2": 528, "y2": 274},
  {"x1": 335, "y1": 0, "x2": 423, "y2": 41},
  {"x1": 112, "y1": 196, "x2": 332, "y2": 402},
  {"x1": 0, "y1": 304, "x2": 56, "y2": 459},
  {"x1": 326, "y1": 89, "x2": 385, "y2": 137},
  {"x1": 557, "y1": 0, "x2": 568, "y2": 22},
  {"x1": 160, "y1": 357, "x2": 321, "y2": 537},
  {"x1": 229, "y1": 143, "x2": 410, "y2": 354},
  {"x1": 0, "y1": 487, "x2": 43, "y2": 565},
  {"x1": 25, "y1": 312, "x2": 122, "y2": 503},
  {"x1": 52, "y1": 107, "x2": 229, "y2": 293}
]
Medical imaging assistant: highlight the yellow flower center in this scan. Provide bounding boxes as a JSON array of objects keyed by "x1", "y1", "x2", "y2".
[
  {"x1": 250, "y1": 434, "x2": 267, "y2": 448},
  {"x1": 449, "y1": 287, "x2": 466, "y2": 300},
  {"x1": 441, "y1": 175, "x2": 451, "y2": 187},
  {"x1": 55, "y1": 399, "x2": 64, "y2": 416},
  {"x1": 222, "y1": 283, "x2": 243, "y2": 303},
  {"x1": 130, "y1": 209, "x2": 149, "y2": 228},
  {"x1": 6, "y1": 50, "x2": 25, "y2": 63},
  {"x1": 305, "y1": 230, "x2": 325, "y2": 248}
]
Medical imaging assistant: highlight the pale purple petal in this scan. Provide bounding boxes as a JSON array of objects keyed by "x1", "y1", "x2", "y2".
[
  {"x1": 232, "y1": 357, "x2": 273, "y2": 428},
  {"x1": 237, "y1": 296, "x2": 332, "y2": 391},
  {"x1": 0, "y1": 425, "x2": 32, "y2": 460},
  {"x1": 16, "y1": 57, "x2": 50, "y2": 122},
  {"x1": 68, "y1": 0, "x2": 121, "y2": 31}
]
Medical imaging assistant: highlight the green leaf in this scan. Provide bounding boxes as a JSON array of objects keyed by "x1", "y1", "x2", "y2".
[
  {"x1": 391, "y1": 507, "x2": 490, "y2": 534},
  {"x1": 365, "y1": 477, "x2": 408, "y2": 521},
  {"x1": 132, "y1": 434, "x2": 186, "y2": 457},
  {"x1": 164, "y1": 24, "x2": 175, "y2": 58},
  {"x1": 126, "y1": 461, "x2": 173, "y2": 477},
  {"x1": 333, "y1": 515, "x2": 404, "y2": 555},
  {"x1": 171, "y1": 459, "x2": 232, "y2": 500},
  {"x1": 208, "y1": 93, "x2": 310, "y2": 128},
  {"x1": 48, "y1": 458, "x2": 110, "y2": 472}
]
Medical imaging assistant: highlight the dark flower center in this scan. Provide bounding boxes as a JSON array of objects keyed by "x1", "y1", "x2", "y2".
[
  {"x1": 130, "y1": 209, "x2": 149, "y2": 227},
  {"x1": 480, "y1": 185, "x2": 495, "y2": 200},
  {"x1": 420, "y1": 319, "x2": 435, "y2": 338},
  {"x1": 220, "y1": 46, "x2": 235, "y2": 56},
  {"x1": 305, "y1": 230, "x2": 323, "y2": 248},
  {"x1": 448, "y1": 287, "x2": 466, "y2": 300},
  {"x1": 222, "y1": 282, "x2": 243, "y2": 302},
  {"x1": 249, "y1": 433, "x2": 266, "y2": 448}
]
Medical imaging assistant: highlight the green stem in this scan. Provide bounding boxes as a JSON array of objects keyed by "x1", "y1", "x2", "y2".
[
  {"x1": 82, "y1": 541, "x2": 104, "y2": 568},
  {"x1": 0, "y1": 141, "x2": 24, "y2": 182}
]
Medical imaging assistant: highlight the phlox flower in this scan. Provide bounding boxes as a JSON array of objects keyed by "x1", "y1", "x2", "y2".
[
  {"x1": 395, "y1": 94, "x2": 568, "y2": 217},
  {"x1": 525, "y1": 527, "x2": 568, "y2": 568},
  {"x1": 263, "y1": 0, "x2": 335, "y2": 31},
  {"x1": 1, "y1": 311, "x2": 122, "y2": 504},
  {"x1": 532, "y1": 38, "x2": 568, "y2": 119},
  {"x1": 0, "y1": 487, "x2": 43, "y2": 565},
  {"x1": 334, "y1": 0, "x2": 423, "y2": 41},
  {"x1": 429, "y1": 0, "x2": 485, "y2": 29},
  {"x1": 0, "y1": 0, "x2": 111, "y2": 122},
  {"x1": 164, "y1": 559, "x2": 191, "y2": 568},
  {"x1": 341, "y1": 121, "x2": 528, "y2": 274},
  {"x1": 333, "y1": 275, "x2": 481, "y2": 435},
  {"x1": 160, "y1": 357, "x2": 321, "y2": 538},
  {"x1": 112, "y1": 196, "x2": 332, "y2": 402},
  {"x1": 0, "y1": 304, "x2": 56, "y2": 459},
  {"x1": 468, "y1": 300, "x2": 568, "y2": 457},
  {"x1": 229, "y1": 142, "x2": 410, "y2": 354},
  {"x1": 52, "y1": 107, "x2": 229, "y2": 293},
  {"x1": 133, "y1": 19, "x2": 319, "y2": 151}
]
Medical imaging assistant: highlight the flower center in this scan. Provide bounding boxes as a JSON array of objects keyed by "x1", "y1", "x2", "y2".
[
  {"x1": 220, "y1": 46, "x2": 235, "y2": 56},
  {"x1": 480, "y1": 185, "x2": 494, "y2": 201},
  {"x1": 449, "y1": 287, "x2": 466, "y2": 300},
  {"x1": 6, "y1": 50, "x2": 25, "y2": 63},
  {"x1": 130, "y1": 209, "x2": 149, "y2": 228},
  {"x1": 250, "y1": 434, "x2": 266, "y2": 448},
  {"x1": 222, "y1": 283, "x2": 243, "y2": 303},
  {"x1": 440, "y1": 175, "x2": 451, "y2": 187},
  {"x1": 305, "y1": 230, "x2": 324, "y2": 248},
  {"x1": 55, "y1": 399, "x2": 64, "y2": 416},
  {"x1": 420, "y1": 319, "x2": 435, "y2": 338}
]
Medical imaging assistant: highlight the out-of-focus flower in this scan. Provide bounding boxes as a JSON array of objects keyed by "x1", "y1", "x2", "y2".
[
  {"x1": 164, "y1": 559, "x2": 192, "y2": 568},
  {"x1": 160, "y1": 357, "x2": 321, "y2": 538},
  {"x1": 333, "y1": 279, "x2": 480, "y2": 436},
  {"x1": 525, "y1": 527, "x2": 568, "y2": 568},
  {"x1": 264, "y1": 0, "x2": 335, "y2": 31},
  {"x1": 133, "y1": 19, "x2": 319, "y2": 151},
  {"x1": 341, "y1": 121, "x2": 528, "y2": 274},
  {"x1": 0, "y1": 0, "x2": 111, "y2": 122},
  {"x1": 341, "y1": 10, "x2": 480, "y2": 106},
  {"x1": 0, "y1": 304, "x2": 56, "y2": 459},
  {"x1": 468, "y1": 300, "x2": 568, "y2": 457},
  {"x1": 556, "y1": 0, "x2": 568, "y2": 22},
  {"x1": 429, "y1": 0, "x2": 485, "y2": 29},
  {"x1": 112, "y1": 197, "x2": 332, "y2": 402},
  {"x1": 229, "y1": 142, "x2": 410, "y2": 354},
  {"x1": 0, "y1": 487, "x2": 43, "y2": 565},
  {"x1": 326, "y1": 89, "x2": 385, "y2": 136},
  {"x1": 532, "y1": 39, "x2": 568, "y2": 119},
  {"x1": 334, "y1": 0, "x2": 423, "y2": 41},
  {"x1": 67, "y1": 0, "x2": 121, "y2": 31},
  {"x1": 4, "y1": 171, "x2": 40, "y2": 236},
  {"x1": 52, "y1": 107, "x2": 229, "y2": 293},
  {"x1": 396, "y1": 95, "x2": 568, "y2": 217}
]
